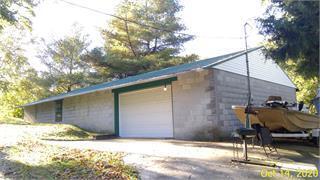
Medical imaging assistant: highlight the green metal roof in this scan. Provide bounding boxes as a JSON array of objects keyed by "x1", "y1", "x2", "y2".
[{"x1": 23, "y1": 48, "x2": 259, "y2": 107}]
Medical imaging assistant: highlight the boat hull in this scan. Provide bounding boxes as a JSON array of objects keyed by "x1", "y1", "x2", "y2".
[{"x1": 232, "y1": 105, "x2": 320, "y2": 132}]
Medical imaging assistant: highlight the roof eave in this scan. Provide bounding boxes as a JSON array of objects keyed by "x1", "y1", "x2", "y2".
[{"x1": 22, "y1": 73, "x2": 182, "y2": 107}]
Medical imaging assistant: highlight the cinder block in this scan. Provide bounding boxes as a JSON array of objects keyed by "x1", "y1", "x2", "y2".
[
  {"x1": 218, "y1": 121, "x2": 224, "y2": 126},
  {"x1": 182, "y1": 84, "x2": 192, "y2": 90},
  {"x1": 173, "y1": 69, "x2": 214, "y2": 140},
  {"x1": 207, "y1": 115, "x2": 217, "y2": 121},
  {"x1": 211, "y1": 68, "x2": 296, "y2": 138},
  {"x1": 206, "y1": 102, "x2": 215, "y2": 109}
]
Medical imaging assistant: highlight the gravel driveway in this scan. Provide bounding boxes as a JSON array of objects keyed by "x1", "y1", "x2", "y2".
[
  {"x1": 45, "y1": 139, "x2": 276, "y2": 179},
  {"x1": 1, "y1": 124, "x2": 318, "y2": 180}
]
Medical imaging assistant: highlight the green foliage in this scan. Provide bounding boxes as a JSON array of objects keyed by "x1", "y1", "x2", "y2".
[
  {"x1": 0, "y1": 0, "x2": 38, "y2": 31},
  {"x1": 0, "y1": 1, "x2": 41, "y2": 116},
  {"x1": 83, "y1": 47, "x2": 197, "y2": 81},
  {"x1": 103, "y1": 0, "x2": 192, "y2": 58},
  {"x1": 84, "y1": 0, "x2": 198, "y2": 79},
  {"x1": 281, "y1": 60, "x2": 318, "y2": 113},
  {"x1": 258, "y1": 0, "x2": 319, "y2": 78},
  {"x1": 1, "y1": 0, "x2": 199, "y2": 116},
  {"x1": 0, "y1": 74, "x2": 48, "y2": 117},
  {"x1": 39, "y1": 27, "x2": 94, "y2": 93},
  {"x1": 0, "y1": 28, "x2": 48, "y2": 117}
]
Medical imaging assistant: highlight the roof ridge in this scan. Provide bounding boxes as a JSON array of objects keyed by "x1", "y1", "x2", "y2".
[
  {"x1": 128, "y1": 49, "x2": 245, "y2": 74},
  {"x1": 22, "y1": 47, "x2": 262, "y2": 106},
  {"x1": 39, "y1": 49, "x2": 248, "y2": 95},
  {"x1": 203, "y1": 46, "x2": 262, "y2": 68}
]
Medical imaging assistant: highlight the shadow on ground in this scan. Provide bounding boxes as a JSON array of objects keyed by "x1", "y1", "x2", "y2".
[
  {"x1": 274, "y1": 140, "x2": 319, "y2": 167},
  {"x1": 0, "y1": 148, "x2": 55, "y2": 179}
]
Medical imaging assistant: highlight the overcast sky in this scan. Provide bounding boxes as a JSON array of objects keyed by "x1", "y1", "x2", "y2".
[{"x1": 27, "y1": 0, "x2": 267, "y2": 70}]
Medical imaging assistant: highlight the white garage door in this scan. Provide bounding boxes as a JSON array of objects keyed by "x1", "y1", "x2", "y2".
[{"x1": 119, "y1": 86, "x2": 173, "y2": 138}]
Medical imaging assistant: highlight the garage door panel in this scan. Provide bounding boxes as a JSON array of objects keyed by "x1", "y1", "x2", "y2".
[
  {"x1": 120, "y1": 105, "x2": 169, "y2": 111},
  {"x1": 120, "y1": 96, "x2": 171, "y2": 105},
  {"x1": 120, "y1": 115, "x2": 172, "y2": 122},
  {"x1": 119, "y1": 86, "x2": 173, "y2": 138},
  {"x1": 120, "y1": 107, "x2": 171, "y2": 115}
]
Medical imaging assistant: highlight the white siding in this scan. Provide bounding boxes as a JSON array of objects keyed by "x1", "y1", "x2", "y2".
[{"x1": 212, "y1": 49, "x2": 296, "y2": 88}]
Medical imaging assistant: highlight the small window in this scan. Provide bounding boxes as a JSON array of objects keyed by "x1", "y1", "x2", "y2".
[{"x1": 55, "y1": 100, "x2": 63, "y2": 122}]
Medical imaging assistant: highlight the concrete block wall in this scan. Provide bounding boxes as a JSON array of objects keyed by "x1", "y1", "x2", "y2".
[
  {"x1": 23, "y1": 105, "x2": 36, "y2": 122},
  {"x1": 212, "y1": 69, "x2": 296, "y2": 137},
  {"x1": 62, "y1": 90, "x2": 114, "y2": 133},
  {"x1": 172, "y1": 69, "x2": 215, "y2": 140},
  {"x1": 35, "y1": 101, "x2": 55, "y2": 123},
  {"x1": 23, "y1": 67, "x2": 296, "y2": 140}
]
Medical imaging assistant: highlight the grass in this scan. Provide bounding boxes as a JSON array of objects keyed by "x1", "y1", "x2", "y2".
[
  {"x1": 0, "y1": 116, "x2": 32, "y2": 125},
  {"x1": 1, "y1": 140, "x2": 138, "y2": 179},
  {"x1": 0, "y1": 116, "x2": 95, "y2": 140},
  {"x1": 0, "y1": 117, "x2": 138, "y2": 179},
  {"x1": 41, "y1": 124, "x2": 94, "y2": 141}
]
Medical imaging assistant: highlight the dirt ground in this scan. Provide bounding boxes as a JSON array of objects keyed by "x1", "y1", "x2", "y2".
[{"x1": 0, "y1": 124, "x2": 319, "y2": 179}]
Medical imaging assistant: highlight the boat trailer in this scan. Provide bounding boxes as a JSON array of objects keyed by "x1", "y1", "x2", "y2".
[{"x1": 271, "y1": 129, "x2": 320, "y2": 146}]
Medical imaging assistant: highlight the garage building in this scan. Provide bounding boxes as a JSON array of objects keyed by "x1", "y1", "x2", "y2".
[{"x1": 23, "y1": 47, "x2": 296, "y2": 140}]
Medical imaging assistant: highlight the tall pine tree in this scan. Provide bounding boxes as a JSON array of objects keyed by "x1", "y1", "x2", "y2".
[
  {"x1": 258, "y1": 0, "x2": 319, "y2": 78},
  {"x1": 84, "y1": 0, "x2": 198, "y2": 79},
  {"x1": 258, "y1": 0, "x2": 319, "y2": 110}
]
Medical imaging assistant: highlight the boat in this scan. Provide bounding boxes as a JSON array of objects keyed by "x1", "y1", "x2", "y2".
[{"x1": 232, "y1": 105, "x2": 320, "y2": 132}]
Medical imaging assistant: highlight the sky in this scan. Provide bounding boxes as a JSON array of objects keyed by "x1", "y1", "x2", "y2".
[{"x1": 27, "y1": 0, "x2": 267, "y2": 70}]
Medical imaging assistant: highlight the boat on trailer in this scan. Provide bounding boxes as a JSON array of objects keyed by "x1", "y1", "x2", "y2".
[
  {"x1": 232, "y1": 105, "x2": 319, "y2": 132},
  {"x1": 232, "y1": 96, "x2": 320, "y2": 145}
]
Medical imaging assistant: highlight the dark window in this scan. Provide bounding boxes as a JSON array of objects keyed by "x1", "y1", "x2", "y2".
[{"x1": 55, "y1": 100, "x2": 63, "y2": 122}]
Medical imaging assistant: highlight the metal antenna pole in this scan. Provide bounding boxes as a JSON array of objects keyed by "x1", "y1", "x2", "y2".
[
  {"x1": 231, "y1": 23, "x2": 276, "y2": 166},
  {"x1": 244, "y1": 22, "x2": 252, "y2": 129}
]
